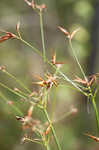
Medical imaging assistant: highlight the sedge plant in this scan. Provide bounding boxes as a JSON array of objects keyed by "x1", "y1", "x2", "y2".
[{"x1": 0, "y1": 0, "x2": 99, "y2": 149}]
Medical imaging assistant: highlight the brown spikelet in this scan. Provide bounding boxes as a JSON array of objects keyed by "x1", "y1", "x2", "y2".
[
  {"x1": 27, "y1": 106, "x2": 34, "y2": 118},
  {"x1": 84, "y1": 133, "x2": 99, "y2": 142},
  {"x1": 36, "y1": 4, "x2": 46, "y2": 11},
  {"x1": 7, "y1": 101, "x2": 13, "y2": 105},
  {"x1": 88, "y1": 75, "x2": 96, "y2": 86},
  {"x1": 24, "y1": 0, "x2": 46, "y2": 11},
  {"x1": 44, "y1": 125, "x2": 51, "y2": 135},
  {"x1": 16, "y1": 116, "x2": 24, "y2": 122},
  {"x1": 51, "y1": 53, "x2": 65, "y2": 68},
  {"x1": 14, "y1": 87, "x2": 19, "y2": 92},
  {"x1": 74, "y1": 76, "x2": 88, "y2": 85},
  {"x1": 51, "y1": 53, "x2": 56, "y2": 65},
  {"x1": 74, "y1": 75, "x2": 96, "y2": 86},
  {"x1": 70, "y1": 28, "x2": 80, "y2": 40},
  {"x1": 32, "y1": 74, "x2": 47, "y2": 87},
  {"x1": 0, "y1": 65, "x2": 6, "y2": 72},
  {"x1": 58, "y1": 26, "x2": 80, "y2": 40},
  {"x1": 0, "y1": 32, "x2": 16, "y2": 43},
  {"x1": 24, "y1": 0, "x2": 32, "y2": 6},
  {"x1": 58, "y1": 26, "x2": 70, "y2": 38},
  {"x1": 16, "y1": 21, "x2": 20, "y2": 32}
]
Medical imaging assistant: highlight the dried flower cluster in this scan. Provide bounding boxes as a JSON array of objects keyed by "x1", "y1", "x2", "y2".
[
  {"x1": 74, "y1": 74, "x2": 97, "y2": 87},
  {"x1": 58, "y1": 26, "x2": 80, "y2": 40},
  {"x1": 16, "y1": 105, "x2": 51, "y2": 144},
  {"x1": 33, "y1": 73, "x2": 58, "y2": 89},
  {"x1": 24, "y1": 0, "x2": 46, "y2": 11},
  {"x1": 0, "y1": 31, "x2": 16, "y2": 43},
  {"x1": 51, "y1": 53, "x2": 65, "y2": 68}
]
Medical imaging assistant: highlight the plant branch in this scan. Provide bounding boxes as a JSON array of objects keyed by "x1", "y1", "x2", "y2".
[
  {"x1": 91, "y1": 94, "x2": 99, "y2": 132},
  {"x1": 16, "y1": 36, "x2": 42, "y2": 56},
  {"x1": 43, "y1": 109, "x2": 62, "y2": 150},
  {"x1": 39, "y1": 11, "x2": 46, "y2": 62},
  {"x1": 69, "y1": 39, "x2": 87, "y2": 81},
  {"x1": 0, "y1": 92, "x2": 23, "y2": 116},
  {"x1": 0, "y1": 82, "x2": 27, "y2": 100},
  {"x1": 3, "y1": 70, "x2": 31, "y2": 94}
]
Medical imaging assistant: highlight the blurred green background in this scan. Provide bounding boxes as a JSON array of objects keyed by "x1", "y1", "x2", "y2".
[{"x1": 0, "y1": 0, "x2": 99, "y2": 150}]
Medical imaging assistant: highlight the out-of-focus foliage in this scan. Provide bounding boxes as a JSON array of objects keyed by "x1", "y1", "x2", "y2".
[{"x1": 0, "y1": 0, "x2": 99, "y2": 150}]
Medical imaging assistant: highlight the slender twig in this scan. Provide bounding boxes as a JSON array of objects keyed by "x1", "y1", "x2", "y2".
[
  {"x1": 25, "y1": 137, "x2": 43, "y2": 145},
  {"x1": 86, "y1": 83, "x2": 99, "y2": 132},
  {"x1": 69, "y1": 39, "x2": 87, "y2": 81},
  {"x1": 51, "y1": 88, "x2": 57, "y2": 120},
  {"x1": 46, "y1": 144, "x2": 50, "y2": 150},
  {"x1": 3, "y1": 70, "x2": 31, "y2": 94},
  {"x1": 0, "y1": 92, "x2": 23, "y2": 116},
  {"x1": 53, "y1": 110, "x2": 76, "y2": 124},
  {"x1": 16, "y1": 36, "x2": 42, "y2": 56},
  {"x1": 91, "y1": 92, "x2": 99, "y2": 132},
  {"x1": 0, "y1": 82, "x2": 27, "y2": 100},
  {"x1": 39, "y1": 11, "x2": 46, "y2": 62},
  {"x1": 43, "y1": 109, "x2": 62, "y2": 150}
]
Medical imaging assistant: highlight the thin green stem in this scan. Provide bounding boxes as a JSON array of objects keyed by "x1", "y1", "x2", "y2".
[
  {"x1": 43, "y1": 109, "x2": 62, "y2": 150},
  {"x1": 39, "y1": 11, "x2": 46, "y2": 62},
  {"x1": 14, "y1": 89, "x2": 29, "y2": 97},
  {"x1": 51, "y1": 88, "x2": 57, "y2": 120},
  {"x1": 44, "y1": 138, "x2": 50, "y2": 150},
  {"x1": 53, "y1": 110, "x2": 75, "y2": 124},
  {"x1": 69, "y1": 39, "x2": 87, "y2": 81},
  {"x1": 0, "y1": 82, "x2": 40, "y2": 107},
  {"x1": 25, "y1": 137, "x2": 43, "y2": 145},
  {"x1": 55, "y1": 66, "x2": 88, "y2": 96},
  {"x1": 43, "y1": 88, "x2": 48, "y2": 107},
  {"x1": 0, "y1": 92, "x2": 23, "y2": 116},
  {"x1": 3, "y1": 70, "x2": 31, "y2": 94},
  {"x1": 92, "y1": 95, "x2": 99, "y2": 132},
  {"x1": 0, "y1": 82, "x2": 27, "y2": 100},
  {"x1": 16, "y1": 36, "x2": 42, "y2": 56},
  {"x1": 86, "y1": 79, "x2": 99, "y2": 132},
  {"x1": 46, "y1": 144, "x2": 50, "y2": 150},
  {"x1": 59, "y1": 83, "x2": 88, "y2": 95}
]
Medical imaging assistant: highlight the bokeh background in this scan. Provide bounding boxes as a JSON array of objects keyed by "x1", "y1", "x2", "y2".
[{"x1": 0, "y1": 0, "x2": 99, "y2": 150}]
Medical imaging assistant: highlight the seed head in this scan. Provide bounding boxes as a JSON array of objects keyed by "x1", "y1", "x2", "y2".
[
  {"x1": 0, "y1": 32, "x2": 16, "y2": 43},
  {"x1": 0, "y1": 66, "x2": 6, "y2": 72}
]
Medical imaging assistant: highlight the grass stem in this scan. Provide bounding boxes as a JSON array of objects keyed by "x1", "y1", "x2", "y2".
[
  {"x1": 39, "y1": 11, "x2": 46, "y2": 62},
  {"x1": 4, "y1": 70, "x2": 31, "y2": 94},
  {"x1": 69, "y1": 39, "x2": 87, "y2": 81},
  {"x1": 92, "y1": 96, "x2": 99, "y2": 132},
  {"x1": 0, "y1": 82, "x2": 27, "y2": 100},
  {"x1": 0, "y1": 92, "x2": 23, "y2": 116},
  {"x1": 43, "y1": 109, "x2": 62, "y2": 150}
]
